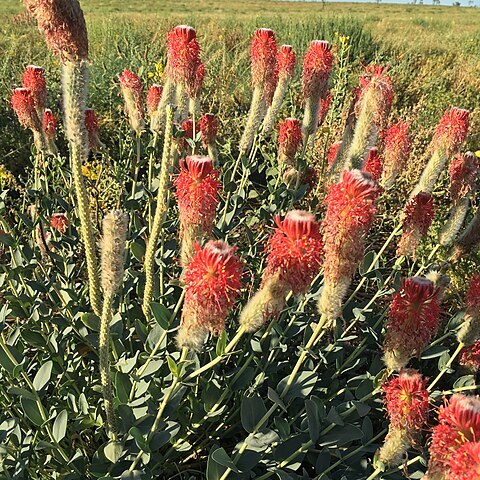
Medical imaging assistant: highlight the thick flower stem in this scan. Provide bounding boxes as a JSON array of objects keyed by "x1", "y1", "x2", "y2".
[
  {"x1": 142, "y1": 106, "x2": 174, "y2": 318},
  {"x1": 239, "y1": 86, "x2": 266, "y2": 157},
  {"x1": 262, "y1": 77, "x2": 289, "y2": 137},
  {"x1": 99, "y1": 292, "x2": 117, "y2": 439},
  {"x1": 62, "y1": 61, "x2": 102, "y2": 317}
]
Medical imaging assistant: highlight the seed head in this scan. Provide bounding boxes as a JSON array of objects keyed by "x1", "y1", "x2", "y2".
[{"x1": 119, "y1": 69, "x2": 145, "y2": 135}]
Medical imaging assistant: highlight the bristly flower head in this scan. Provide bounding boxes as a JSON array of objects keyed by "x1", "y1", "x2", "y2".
[
  {"x1": 450, "y1": 152, "x2": 479, "y2": 204},
  {"x1": 174, "y1": 155, "x2": 221, "y2": 234},
  {"x1": 322, "y1": 169, "x2": 380, "y2": 283},
  {"x1": 363, "y1": 147, "x2": 383, "y2": 181},
  {"x1": 278, "y1": 118, "x2": 302, "y2": 164},
  {"x1": 466, "y1": 274, "x2": 480, "y2": 311},
  {"x1": 181, "y1": 240, "x2": 243, "y2": 338},
  {"x1": 427, "y1": 395, "x2": 480, "y2": 477},
  {"x1": 167, "y1": 25, "x2": 201, "y2": 94},
  {"x1": 23, "y1": 0, "x2": 88, "y2": 61},
  {"x1": 382, "y1": 121, "x2": 411, "y2": 187},
  {"x1": 327, "y1": 141, "x2": 341, "y2": 168},
  {"x1": 21, "y1": 65, "x2": 46, "y2": 115},
  {"x1": 11, "y1": 88, "x2": 40, "y2": 130},
  {"x1": 383, "y1": 277, "x2": 440, "y2": 370},
  {"x1": 51, "y1": 213, "x2": 68, "y2": 234},
  {"x1": 199, "y1": 113, "x2": 218, "y2": 148},
  {"x1": 276, "y1": 44, "x2": 296, "y2": 80},
  {"x1": 450, "y1": 441, "x2": 480, "y2": 480},
  {"x1": 433, "y1": 107, "x2": 470, "y2": 157},
  {"x1": 119, "y1": 69, "x2": 145, "y2": 135},
  {"x1": 263, "y1": 210, "x2": 323, "y2": 294},
  {"x1": 396, "y1": 192, "x2": 434, "y2": 258},
  {"x1": 146, "y1": 84, "x2": 163, "y2": 116},
  {"x1": 84, "y1": 108, "x2": 103, "y2": 152},
  {"x1": 318, "y1": 91, "x2": 332, "y2": 127},
  {"x1": 250, "y1": 28, "x2": 277, "y2": 88},
  {"x1": 357, "y1": 65, "x2": 394, "y2": 133},
  {"x1": 460, "y1": 341, "x2": 480, "y2": 372},
  {"x1": 177, "y1": 117, "x2": 194, "y2": 154},
  {"x1": 382, "y1": 369, "x2": 429, "y2": 429},
  {"x1": 302, "y1": 40, "x2": 333, "y2": 100},
  {"x1": 43, "y1": 109, "x2": 57, "y2": 138}
]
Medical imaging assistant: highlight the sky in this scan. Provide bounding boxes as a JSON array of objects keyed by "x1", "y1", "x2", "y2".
[{"x1": 285, "y1": 0, "x2": 479, "y2": 6}]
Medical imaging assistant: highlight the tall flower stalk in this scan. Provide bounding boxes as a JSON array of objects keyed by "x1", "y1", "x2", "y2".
[
  {"x1": 457, "y1": 274, "x2": 480, "y2": 346},
  {"x1": 240, "y1": 210, "x2": 323, "y2": 333},
  {"x1": 142, "y1": 106, "x2": 174, "y2": 318},
  {"x1": 381, "y1": 120, "x2": 411, "y2": 188},
  {"x1": 199, "y1": 113, "x2": 219, "y2": 164},
  {"x1": 317, "y1": 170, "x2": 380, "y2": 328},
  {"x1": 301, "y1": 40, "x2": 333, "y2": 143},
  {"x1": 99, "y1": 210, "x2": 128, "y2": 439},
  {"x1": 239, "y1": 28, "x2": 277, "y2": 156},
  {"x1": 411, "y1": 107, "x2": 470, "y2": 197},
  {"x1": 25, "y1": 0, "x2": 102, "y2": 316},
  {"x1": 383, "y1": 277, "x2": 440, "y2": 371},
  {"x1": 262, "y1": 45, "x2": 296, "y2": 137},
  {"x1": 375, "y1": 370, "x2": 429, "y2": 468},
  {"x1": 439, "y1": 151, "x2": 479, "y2": 246},
  {"x1": 344, "y1": 65, "x2": 394, "y2": 170}
]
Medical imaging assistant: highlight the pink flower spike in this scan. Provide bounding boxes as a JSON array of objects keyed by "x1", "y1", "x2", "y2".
[
  {"x1": 146, "y1": 84, "x2": 163, "y2": 116},
  {"x1": 84, "y1": 108, "x2": 103, "y2": 152},
  {"x1": 22, "y1": 65, "x2": 47, "y2": 115},
  {"x1": 250, "y1": 28, "x2": 277, "y2": 88},
  {"x1": 199, "y1": 113, "x2": 218, "y2": 148},
  {"x1": 302, "y1": 40, "x2": 333, "y2": 100},
  {"x1": 11, "y1": 87, "x2": 40, "y2": 131},
  {"x1": 51, "y1": 213, "x2": 68, "y2": 234},
  {"x1": 119, "y1": 69, "x2": 145, "y2": 135},
  {"x1": 433, "y1": 107, "x2": 470, "y2": 157},
  {"x1": 276, "y1": 44, "x2": 296, "y2": 80},
  {"x1": 363, "y1": 148, "x2": 383, "y2": 181},
  {"x1": 278, "y1": 118, "x2": 302, "y2": 164},
  {"x1": 43, "y1": 109, "x2": 57, "y2": 138}
]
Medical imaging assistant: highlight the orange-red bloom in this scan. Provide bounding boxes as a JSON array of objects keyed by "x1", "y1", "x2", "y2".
[
  {"x1": 11, "y1": 88, "x2": 40, "y2": 130},
  {"x1": 451, "y1": 441, "x2": 480, "y2": 480},
  {"x1": 43, "y1": 109, "x2": 57, "y2": 138},
  {"x1": 276, "y1": 44, "x2": 296, "y2": 80},
  {"x1": 250, "y1": 28, "x2": 277, "y2": 88},
  {"x1": 146, "y1": 84, "x2": 163, "y2": 116},
  {"x1": 433, "y1": 107, "x2": 470, "y2": 157},
  {"x1": 302, "y1": 40, "x2": 333, "y2": 101},
  {"x1": 22, "y1": 65, "x2": 46, "y2": 115},
  {"x1": 362, "y1": 147, "x2": 383, "y2": 181},
  {"x1": 382, "y1": 121, "x2": 411, "y2": 185},
  {"x1": 450, "y1": 152, "x2": 479, "y2": 204},
  {"x1": 278, "y1": 118, "x2": 302, "y2": 164},
  {"x1": 263, "y1": 210, "x2": 323, "y2": 294},
  {"x1": 199, "y1": 113, "x2": 218, "y2": 148},
  {"x1": 51, "y1": 213, "x2": 68, "y2": 234}
]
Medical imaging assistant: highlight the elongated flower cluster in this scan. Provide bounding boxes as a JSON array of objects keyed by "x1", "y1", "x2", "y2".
[
  {"x1": 174, "y1": 156, "x2": 221, "y2": 267},
  {"x1": 146, "y1": 84, "x2": 163, "y2": 116},
  {"x1": 22, "y1": 65, "x2": 46, "y2": 117},
  {"x1": 460, "y1": 341, "x2": 480, "y2": 372},
  {"x1": 278, "y1": 118, "x2": 302, "y2": 164},
  {"x1": 450, "y1": 441, "x2": 480, "y2": 480},
  {"x1": 11, "y1": 88, "x2": 40, "y2": 131},
  {"x1": 383, "y1": 277, "x2": 440, "y2": 371},
  {"x1": 327, "y1": 141, "x2": 342, "y2": 168},
  {"x1": 318, "y1": 170, "x2": 380, "y2": 326},
  {"x1": 426, "y1": 395, "x2": 480, "y2": 479},
  {"x1": 412, "y1": 108, "x2": 470, "y2": 197},
  {"x1": 376, "y1": 370, "x2": 429, "y2": 467},
  {"x1": 178, "y1": 241, "x2": 243, "y2": 350},
  {"x1": 240, "y1": 210, "x2": 323, "y2": 333},
  {"x1": 345, "y1": 65, "x2": 394, "y2": 169},
  {"x1": 51, "y1": 213, "x2": 68, "y2": 234},
  {"x1": 301, "y1": 40, "x2": 334, "y2": 137},
  {"x1": 450, "y1": 152, "x2": 479, "y2": 204},
  {"x1": 251, "y1": 28, "x2": 277, "y2": 89},
  {"x1": 119, "y1": 69, "x2": 145, "y2": 136},
  {"x1": 276, "y1": 44, "x2": 296, "y2": 81},
  {"x1": 84, "y1": 108, "x2": 104, "y2": 153},
  {"x1": 457, "y1": 274, "x2": 480, "y2": 346},
  {"x1": 43, "y1": 109, "x2": 57, "y2": 138},
  {"x1": 23, "y1": 0, "x2": 88, "y2": 61},
  {"x1": 176, "y1": 118, "x2": 194, "y2": 157},
  {"x1": 362, "y1": 147, "x2": 383, "y2": 181},
  {"x1": 381, "y1": 121, "x2": 411, "y2": 188},
  {"x1": 396, "y1": 192, "x2": 434, "y2": 258}
]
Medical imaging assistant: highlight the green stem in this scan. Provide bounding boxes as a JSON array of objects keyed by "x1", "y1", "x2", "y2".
[{"x1": 428, "y1": 342, "x2": 464, "y2": 392}]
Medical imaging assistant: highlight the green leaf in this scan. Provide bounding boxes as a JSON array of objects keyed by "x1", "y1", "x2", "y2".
[
  {"x1": 321, "y1": 425, "x2": 364, "y2": 447},
  {"x1": 167, "y1": 356, "x2": 178, "y2": 377},
  {"x1": 305, "y1": 400, "x2": 320, "y2": 443},
  {"x1": 211, "y1": 447, "x2": 240, "y2": 473},
  {"x1": 33, "y1": 361, "x2": 53, "y2": 391},
  {"x1": 268, "y1": 387, "x2": 287, "y2": 413},
  {"x1": 20, "y1": 397, "x2": 43, "y2": 426},
  {"x1": 115, "y1": 372, "x2": 132, "y2": 404},
  {"x1": 278, "y1": 371, "x2": 318, "y2": 403},
  {"x1": 0, "y1": 342, "x2": 24, "y2": 377},
  {"x1": 215, "y1": 330, "x2": 227, "y2": 356},
  {"x1": 207, "y1": 447, "x2": 227, "y2": 480},
  {"x1": 0, "y1": 232, "x2": 15, "y2": 247},
  {"x1": 52, "y1": 409, "x2": 68, "y2": 442},
  {"x1": 150, "y1": 303, "x2": 170, "y2": 329},
  {"x1": 241, "y1": 394, "x2": 267, "y2": 433},
  {"x1": 104, "y1": 440, "x2": 123, "y2": 463},
  {"x1": 129, "y1": 427, "x2": 150, "y2": 453}
]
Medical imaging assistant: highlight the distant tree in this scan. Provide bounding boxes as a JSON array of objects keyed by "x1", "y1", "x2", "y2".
[
  {"x1": 453, "y1": 2, "x2": 461, "y2": 5},
  {"x1": 432, "y1": 0, "x2": 440, "y2": 4}
]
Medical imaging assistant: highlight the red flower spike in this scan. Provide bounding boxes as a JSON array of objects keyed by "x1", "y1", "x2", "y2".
[
  {"x1": 182, "y1": 240, "x2": 243, "y2": 334},
  {"x1": 199, "y1": 113, "x2": 218, "y2": 148},
  {"x1": 167, "y1": 25, "x2": 202, "y2": 95},
  {"x1": 174, "y1": 155, "x2": 220, "y2": 234},
  {"x1": 318, "y1": 91, "x2": 332, "y2": 127},
  {"x1": 384, "y1": 277, "x2": 440, "y2": 362},
  {"x1": 263, "y1": 210, "x2": 323, "y2": 295},
  {"x1": 21, "y1": 65, "x2": 47, "y2": 114},
  {"x1": 146, "y1": 84, "x2": 163, "y2": 116},
  {"x1": 11, "y1": 87, "x2": 40, "y2": 130},
  {"x1": 119, "y1": 69, "x2": 142, "y2": 92},
  {"x1": 428, "y1": 395, "x2": 480, "y2": 477},
  {"x1": 177, "y1": 117, "x2": 194, "y2": 153},
  {"x1": 190, "y1": 60, "x2": 205, "y2": 99},
  {"x1": 460, "y1": 341, "x2": 480, "y2": 371},
  {"x1": 23, "y1": 0, "x2": 88, "y2": 60},
  {"x1": 450, "y1": 152, "x2": 479, "y2": 204},
  {"x1": 397, "y1": 192, "x2": 434, "y2": 257},
  {"x1": 51, "y1": 213, "x2": 68, "y2": 234},
  {"x1": 302, "y1": 40, "x2": 334, "y2": 100},
  {"x1": 322, "y1": 169, "x2": 380, "y2": 283},
  {"x1": 250, "y1": 28, "x2": 277, "y2": 88},
  {"x1": 382, "y1": 121, "x2": 411, "y2": 183},
  {"x1": 327, "y1": 141, "x2": 341, "y2": 168},
  {"x1": 84, "y1": 108, "x2": 103, "y2": 152},
  {"x1": 382, "y1": 369, "x2": 429, "y2": 430},
  {"x1": 363, "y1": 147, "x2": 383, "y2": 181},
  {"x1": 119, "y1": 69, "x2": 144, "y2": 134},
  {"x1": 451, "y1": 441, "x2": 480, "y2": 480},
  {"x1": 433, "y1": 107, "x2": 470, "y2": 157},
  {"x1": 466, "y1": 274, "x2": 480, "y2": 310},
  {"x1": 43, "y1": 109, "x2": 57, "y2": 138},
  {"x1": 278, "y1": 118, "x2": 302, "y2": 164},
  {"x1": 276, "y1": 44, "x2": 296, "y2": 80}
]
